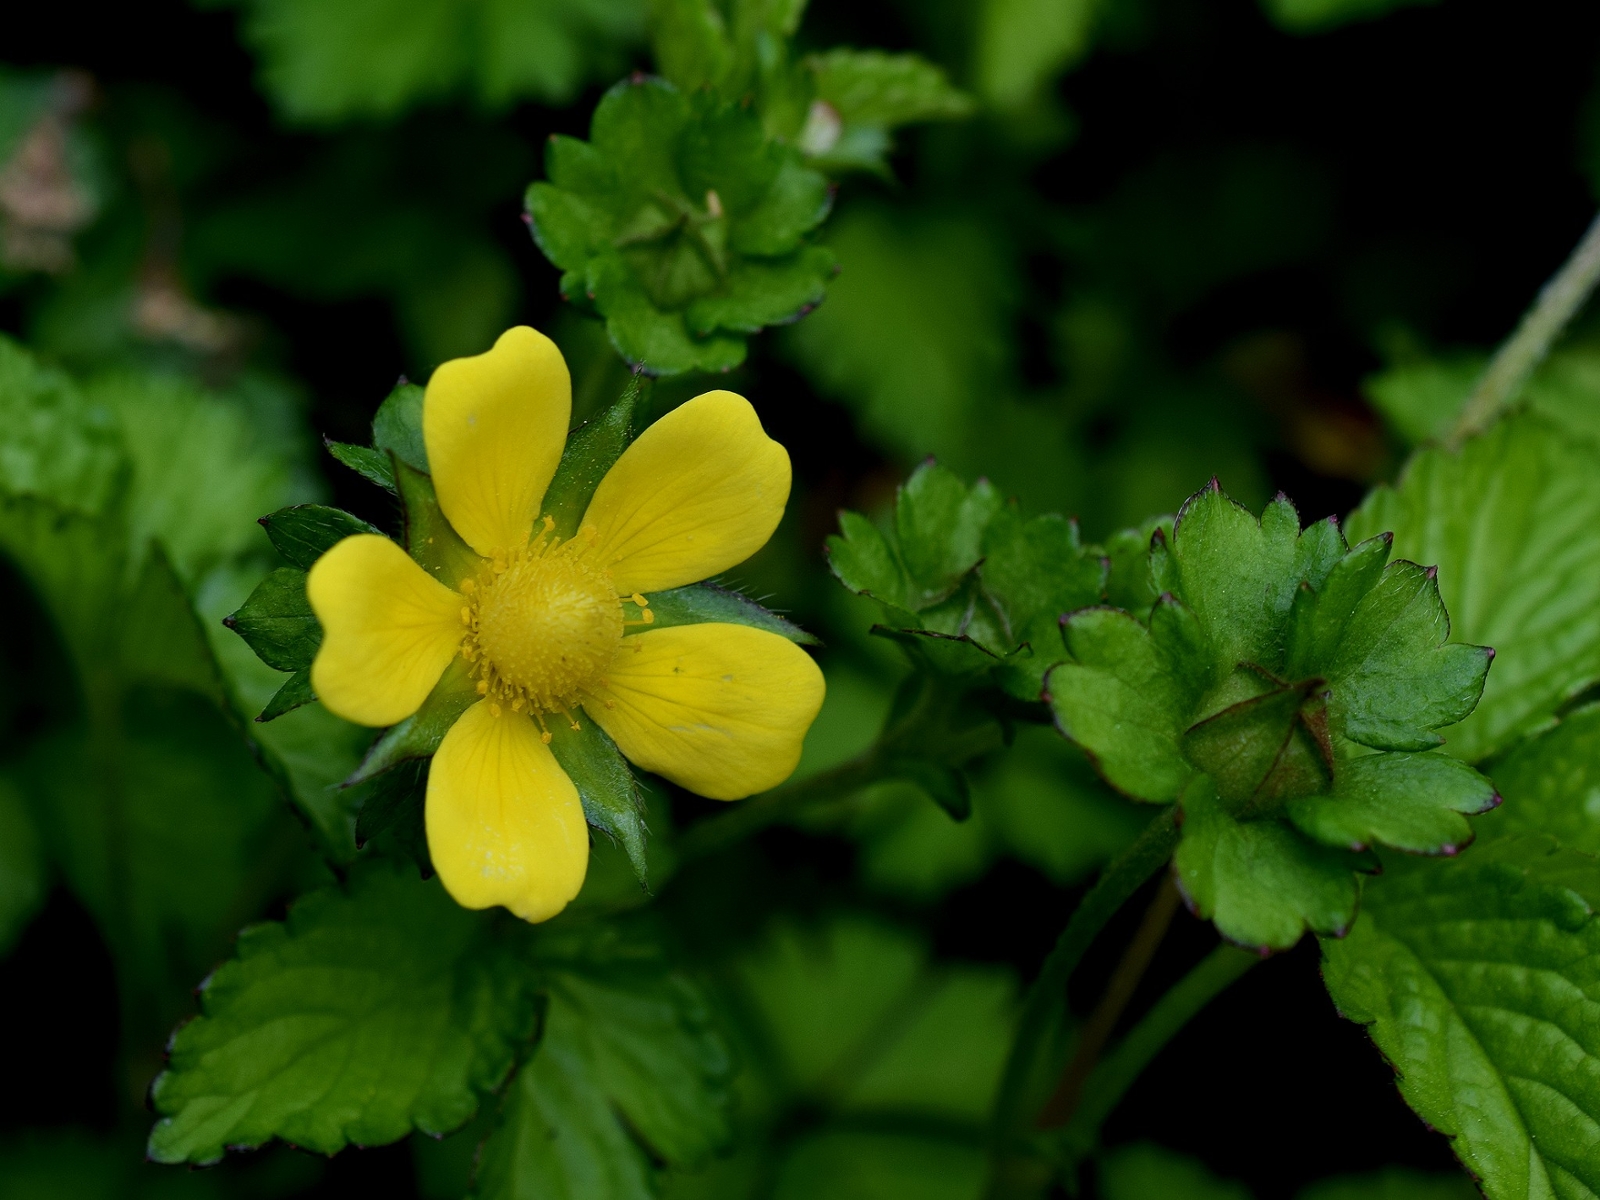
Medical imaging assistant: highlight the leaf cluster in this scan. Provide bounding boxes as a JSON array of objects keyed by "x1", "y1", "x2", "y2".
[
  {"x1": 1040, "y1": 481, "x2": 1496, "y2": 949},
  {"x1": 524, "y1": 0, "x2": 971, "y2": 375},
  {"x1": 148, "y1": 862, "x2": 735, "y2": 1199}
]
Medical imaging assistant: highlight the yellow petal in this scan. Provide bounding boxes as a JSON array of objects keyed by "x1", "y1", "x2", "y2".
[
  {"x1": 424, "y1": 326, "x2": 571, "y2": 558},
  {"x1": 307, "y1": 534, "x2": 464, "y2": 727},
  {"x1": 426, "y1": 700, "x2": 588, "y2": 922},
  {"x1": 581, "y1": 390, "x2": 791, "y2": 596},
  {"x1": 583, "y1": 623, "x2": 824, "y2": 801}
]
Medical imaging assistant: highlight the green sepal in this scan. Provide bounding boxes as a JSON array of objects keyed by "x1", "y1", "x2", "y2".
[
  {"x1": 1286, "y1": 751, "x2": 1498, "y2": 855},
  {"x1": 352, "y1": 759, "x2": 433, "y2": 877},
  {"x1": 327, "y1": 439, "x2": 396, "y2": 492},
  {"x1": 396, "y1": 458, "x2": 480, "y2": 588},
  {"x1": 1048, "y1": 608, "x2": 1194, "y2": 802},
  {"x1": 257, "y1": 667, "x2": 315, "y2": 723},
  {"x1": 547, "y1": 720, "x2": 649, "y2": 887},
  {"x1": 1344, "y1": 412, "x2": 1600, "y2": 762},
  {"x1": 542, "y1": 373, "x2": 648, "y2": 539},
  {"x1": 1100, "y1": 515, "x2": 1177, "y2": 611},
  {"x1": 349, "y1": 658, "x2": 479, "y2": 785},
  {"x1": 826, "y1": 509, "x2": 907, "y2": 607},
  {"x1": 526, "y1": 75, "x2": 835, "y2": 375},
  {"x1": 1284, "y1": 532, "x2": 1392, "y2": 678},
  {"x1": 1322, "y1": 560, "x2": 1491, "y2": 752},
  {"x1": 829, "y1": 461, "x2": 1104, "y2": 694},
  {"x1": 260, "y1": 504, "x2": 382, "y2": 570},
  {"x1": 1173, "y1": 777, "x2": 1372, "y2": 952},
  {"x1": 354, "y1": 758, "x2": 427, "y2": 848},
  {"x1": 627, "y1": 581, "x2": 819, "y2": 645},
  {"x1": 872, "y1": 624, "x2": 1004, "y2": 677},
  {"x1": 224, "y1": 566, "x2": 321, "y2": 673},
  {"x1": 372, "y1": 380, "x2": 428, "y2": 474},
  {"x1": 1181, "y1": 673, "x2": 1332, "y2": 815}
]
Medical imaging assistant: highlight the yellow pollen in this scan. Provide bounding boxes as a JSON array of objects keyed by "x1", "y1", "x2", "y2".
[{"x1": 459, "y1": 528, "x2": 625, "y2": 718}]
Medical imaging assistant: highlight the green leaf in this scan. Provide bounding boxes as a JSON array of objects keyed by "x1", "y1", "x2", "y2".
[
  {"x1": 771, "y1": 1132, "x2": 988, "y2": 1200},
  {"x1": 148, "y1": 861, "x2": 538, "y2": 1163},
  {"x1": 121, "y1": 544, "x2": 232, "y2": 706},
  {"x1": 826, "y1": 511, "x2": 907, "y2": 608},
  {"x1": 224, "y1": 566, "x2": 320, "y2": 673},
  {"x1": 19, "y1": 690, "x2": 298, "y2": 1030},
  {"x1": 1099, "y1": 1144, "x2": 1252, "y2": 1200},
  {"x1": 260, "y1": 504, "x2": 381, "y2": 570},
  {"x1": 975, "y1": 0, "x2": 1097, "y2": 112},
  {"x1": 626, "y1": 581, "x2": 819, "y2": 645},
  {"x1": 1287, "y1": 751, "x2": 1498, "y2": 855},
  {"x1": 1321, "y1": 838, "x2": 1600, "y2": 1198},
  {"x1": 542, "y1": 375, "x2": 644, "y2": 538},
  {"x1": 1100, "y1": 516, "x2": 1171, "y2": 612},
  {"x1": 1346, "y1": 413, "x2": 1600, "y2": 762},
  {"x1": 1167, "y1": 485, "x2": 1301, "y2": 676},
  {"x1": 807, "y1": 50, "x2": 974, "y2": 129},
  {"x1": 1049, "y1": 608, "x2": 1194, "y2": 802},
  {"x1": 0, "y1": 776, "x2": 47, "y2": 955},
  {"x1": 547, "y1": 720, "x2": 648, "y2": 886},
  {"x1": 1259, "y1": 0, "x2": 1440, "y2": 36},
  {"x1": 397, "y1": 461, "x2": 480, "y2": 588},
  {"x1": 896, "y1": 463, "x2": 1001, "y2": 608},
  {"x1": 233, "y1": 0, "x2": 644, "y2": 122},
  {"x1": 257, "y1": 666, "x2": 315, "y2": 722},
  {"x1": 327, "y1": 439, "x2": 396, "y2": 492},
  {"x1": 0, "y1": 334, "x2": 122, "y2": 515},
  {"x1": 372, "y1": 380, "x2": 428, "y2": 473},
  {"x1": 1323, "y1": 561, "x2": 1492, "y2": 753},
  {"x1": 475, "y1": 931, "x2": 733, "y2": 1197},
  {"x1": 984, "y1": 506, "x2": 1109, "y2": 700},
  {"x1": 1174, "y1": 777, "x2": 1367, "y2": 951},
  {"x1": 527, "y1": 76, "x2": 834, "y2": 375},
  {"x1": 1479, "y1": 703, "x2": 1600, "y2": 854},
  {"x1": 728, "y1": 913, "x2": 1015, "y2": 1122}
]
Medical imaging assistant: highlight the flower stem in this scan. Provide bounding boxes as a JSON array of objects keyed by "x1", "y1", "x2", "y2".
[
  {"x1": 1034, "y1": 875, "x2": 1182, "y2": 1129},
  {"x1": 1447, "y1": 208, "x2": 1600, "y2": 448},
  {"x1": 1058, "y1": 944, "x2": 1257, "y2": 1150},
  {"x1": 983, "y1": 805, "x2": 1180, "y2": 1197}
]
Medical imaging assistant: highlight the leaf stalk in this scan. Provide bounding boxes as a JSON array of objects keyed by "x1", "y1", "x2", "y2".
[{"x1": 1448, "y1": 208, "x2": 1600, "y2": 448}]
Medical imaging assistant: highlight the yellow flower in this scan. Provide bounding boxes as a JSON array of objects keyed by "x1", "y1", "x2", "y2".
[{"x1": 304, "y1": 327, "x2": 825, "y2": 922}]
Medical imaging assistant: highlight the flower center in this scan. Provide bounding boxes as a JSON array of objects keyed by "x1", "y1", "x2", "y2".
[{"x1": 459, "y1": 520, "x2": 628, "y2": 729}]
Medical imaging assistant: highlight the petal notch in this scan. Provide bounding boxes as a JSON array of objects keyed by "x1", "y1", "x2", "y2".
[
  {"x1": 424, "y1": 326, "x2": 571, "y2": 558},
  {"x1": 582, "y1": 390, "x2": 790, "y2": 596},
  {"x1": 585, "y1": 622, "x2": 824, "y2": 800},
  {"x1": 427, "y1": 700, "x2": 589, "y2": 922},
  {"x1": 308, "y1": 534, "x2": 464, "y2": 727}
]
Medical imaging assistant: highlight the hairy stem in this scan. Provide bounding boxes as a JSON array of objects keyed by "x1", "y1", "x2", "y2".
[
  {"x1": 1061, "y1": 944, "x2": 1257, "y2": 1150},
  {"x1": 983, "y1": 806, "x2": 1180, "y2": 1198},
  {"x1": 1035, "y1": 875, "x2": 1182, "y2": 1129},
  {"x1": 1448, "y1": 208, "x2": 1600, "y2": 448}
]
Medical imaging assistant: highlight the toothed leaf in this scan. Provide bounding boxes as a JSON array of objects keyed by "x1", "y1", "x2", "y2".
[
  {"x1": 1321, "y1": 838, "x2": 1600, "y2": 1199},
  {"x1": 1346, "y1": 413, "x2": 1600, "y2": 762}
]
